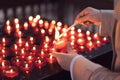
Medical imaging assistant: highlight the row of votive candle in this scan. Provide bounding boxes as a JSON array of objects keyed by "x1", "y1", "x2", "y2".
[{"x1": 0, "y1": 15, "x2": 110, "y2": 79}]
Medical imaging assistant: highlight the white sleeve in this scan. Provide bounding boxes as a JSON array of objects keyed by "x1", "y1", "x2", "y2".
[{"x1": 70, "y1": 55, "x2": 102, "y2": 80}]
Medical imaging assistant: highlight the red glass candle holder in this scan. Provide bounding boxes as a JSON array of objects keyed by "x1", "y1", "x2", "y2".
[
  {"x1": 46, "y1": 55, "x2": 56, "y2": 64},
  {"x1": 34, "y1": 57, "x2": 46, "y2": 69},
  {"x1": 3, "y1": 66, "x2": 18, "y2": 78},
  {"x1": 0, "y1": 60, "x2": 10, "y2": 71},
  {"x1": 20, "y1": 61, "x2": 33, "y2": 74},
  {"x1": 11, "y1": 56, "x2": 22, "y2": 67}
]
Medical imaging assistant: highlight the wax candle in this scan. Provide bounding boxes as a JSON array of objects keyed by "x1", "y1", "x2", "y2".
[
  {"x1": 46, "y1": 55, "x2": 56, "y2": 64},
  {"x1": 0, "y1": 60, "x2": 10, "y2": 70},
  {"x1": 95, "y1": 40, "x2": 102, "y2": 47},
  {"x1": 39, "y1": 50, "x2": 46, "y2": 59},
  {"x1": 77, "y1": 38, "x2": 85, "y2": 45},
  {"x1": 23, "y1": 22, "x2": 29, "y2": 31},
  {"x1": 34, "y1": 57, "x2": 46, "y2": 69},
  {"x1": 39, "y1": 19, "x2": 43, "y2": 27},
  {"x1": 14, "y1": 18, "x2": 19, "y2": 24},
  {"x1": 26, "y1": 54, "x2": 35, "y2": 63},
  {"x1": 3, "y1": 66, "x2": 18, "y2": 78},
  {"x1": 78, "y1": 45, "x2": 86, "y2": 52},
  {"x1": 93, "y1": 33, "x2": 99, "y2": 40},
  {"x1": 44, "y1": 21, "x2": 49, "y2": 29},
  {"x1": 11, "y1": 56, "x2": 22, "y2": 67},
  {"x1": 1, "y1": 37, "x2": 8, "y2": 46},
  {"x1": 5, "y1": 25, "x2": 12, "y2": 35},
  {"x1": 20, "y1": 61, "x2": 33, "y2": 74},
  {"x1": 86, "y1": 41, "x2": 95, "y2": 51}
]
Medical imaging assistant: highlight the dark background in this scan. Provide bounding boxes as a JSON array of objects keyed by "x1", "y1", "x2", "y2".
[{"x1": 0, "y1": 0, "x2": 113, "y2": 25}]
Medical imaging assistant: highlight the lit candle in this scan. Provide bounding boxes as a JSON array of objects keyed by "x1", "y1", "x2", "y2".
[
  {"x1": 44, "y1": 21, "x2": 49, "y2": 29},
  {"x1": 28, "y1": 16, "x2": 33, "y2": 24},
  {"x1": 23, "y1": 22, "x2": 29, "y2": 31},
  {"x1": 1, "y1": 37, "x2": 8, "y2": 46},
  {"x1": 3, "y1": 66, "x2": 18, "y2": 78},
  {"x1": 15, "y1": 31, "x2": 23, "y2": 38},
  {"x1": 34, "y1": 57, "x2": 46, "y2": 69},
  {"x1": 0, "y1": 60, "x2": 10, "y2": 70},
  {"x1": 14, "y1": 18, "x2": 19, "y2": 24},
  {"x1": 46, "y1": 55, "x2": 56, "y2": 64},
  {"x1": 26, "y1": 54, "x2": 35, "y2": 63},
  {"x1": 16, "y1": 38, "x2": 25, "y2": 47},
  {"x1": 102, "y1": 37, "x2": 110, "y2": 43},
  {"x1": 45, "y1": 36, "x2": 50, "y2": 43},
  {"x1": 20, "y1": 61, "x2": 33, "y2": 74},
  {"x1": 39, "y1": 50, "x2": 46, "y2": 59},
  {"x1": 5, "y1": 25, "x2": 12, "y2": 35},
  {"x1": 77, "y1": 38, "x2": 85, "y2": 45},
  {"x1": 95, "y1": 40, "x2": 102, "y2": 47},
  {"x1": 78, "y1": 45, "x2": 86, "y2": 52},
  {"x1": 39, "y1": 19, "x2": 43, "y2": 27},
  {"x1": 24, "y1": 42, "x2": 30, "y2": 50},
  {"x1": 6, "y1": 20, "x2": 10, "y2": 26},
  {"x1": 86, "y1": 31, "x2": 91, "y2": 36},
  {"x1": 15, "y1": 24, "x2": 20, "y2": 32},
  {"x1": 93, "y1": 33, "x2": 99, "y2": 40},
  {"x1": 86, "y1": 41, "x2": 95, "y2": 51},
  {"x1": 28, "y1": 36, "x2": 35, "y2": 45},
  {"x1": 77, "y1": 32, "x2": 84, "y2": 38},
  {"x1": 12, "y1": 56, "x2": 21, "y2": 67},
  {"x1": 40, "y1": 29, "x2": 45, "y2": 36}
]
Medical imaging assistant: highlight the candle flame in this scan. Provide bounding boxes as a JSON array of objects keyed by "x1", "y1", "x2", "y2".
[
  {"x1": 38, "y1": 60, "x2": 41, "y2": 63},
  {"x1": 55, "y1": 27, "x2": 60, "y2": 40},
  {"x1": 25, "y1": 63, "x2": 29, "y2": 68},
  {"x1": 50, "y1": 55, "x2": 53, "y2": 60},
  {"x1": 2, "y1": 61, "x2": 5, "y2": 66},
  {"x1": 10, "y1": 69, "x2": 13, "y2": 73}
]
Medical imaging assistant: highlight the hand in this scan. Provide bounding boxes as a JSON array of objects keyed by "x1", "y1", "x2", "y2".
[
  {"x1": 50, "y1": 43, "x2": 78, "y2": 71},
  {"x1": 74, "y1": 7, "x2": 101, "y2": 26}
]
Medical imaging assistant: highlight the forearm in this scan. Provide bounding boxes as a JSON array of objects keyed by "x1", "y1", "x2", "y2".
[
  {"x1": 99, "y1": 10, "x2": 115, "y2": 37},
  {"x1": 70, "y1": 55, "x2": 101, "y2": 80},
  {"x1": 70, "y1": 55, "x2": 120, "y2": 80},
  {"x1": 90, "y1": 67, "x2": 120, "y2": 80}
]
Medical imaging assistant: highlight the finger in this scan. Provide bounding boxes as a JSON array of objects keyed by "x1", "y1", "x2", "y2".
[{"x1": 50, "y1": 52, "x2": 65, "y2": 57}]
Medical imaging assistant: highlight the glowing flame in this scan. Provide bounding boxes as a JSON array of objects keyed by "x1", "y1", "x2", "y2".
[{"x1": 55, "y1": 27, "x2": 60, "y2": 40}]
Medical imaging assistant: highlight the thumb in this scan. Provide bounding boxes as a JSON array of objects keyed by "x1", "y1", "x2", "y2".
[{"x1": 50, "y1": 52, "x2": 64, "y2": 58}]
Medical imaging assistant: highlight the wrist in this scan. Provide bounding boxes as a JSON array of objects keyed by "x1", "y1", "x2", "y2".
[{"x1": 70, "y1": 55, "x2": 82, "y2": 80}]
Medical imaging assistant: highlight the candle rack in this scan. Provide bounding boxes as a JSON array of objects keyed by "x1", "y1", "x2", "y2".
[{"x1": 0, "y1": 15, "x2": 112, "y2": 80}]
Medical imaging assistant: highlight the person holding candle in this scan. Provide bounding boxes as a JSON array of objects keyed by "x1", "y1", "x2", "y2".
[{"x1": 51, "y1": 0, "x2": 120, "y2": 80}]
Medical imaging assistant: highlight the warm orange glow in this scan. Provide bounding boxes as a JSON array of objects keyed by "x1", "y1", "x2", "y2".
[
  {"x1": 25, "y1": 63, "x2": 29, "y2": 68},
  {"x1": 51, "y1": 20, "x2": 56, "y2": 25},
  {"x1": 28, "y1": 16, "x2": 33, "y2": 21},
  {"x1": 2, "y1": 37, "x2": 6, "y2": 43},
  {"x1": 35, "y1": 15, "x2": 41, "y2": 20},
  {"x1": 86, "y1": 31, "x2": 90, "y2": 36},
  {"x1": 55, "y1": 27, "x2": 60, "y2": 40},
  {"x1": 14, "y1": 18, "x2": 19, "y2": 24},
  {"x1": 41, "y1": 29, "x2": 45, "y2": 34},
  {"x1": 24, "y1": 22, "x2": 28, "y2": 30},
  {"x1": 45, "y1": 36, "x2": 50, "y2": 43},
  {"x1": 50, "y1": 55, "x2": 53, "y2": 60},
  {"x1": 6, "y1": 20, "x2": 10, "y2": 26},
  {"x1": 77, "y1": 29, "x2": 82, "y2": 33},
  {"x1": 10, "y1": 69, "x2": 14, "y2": 73},
  {"x1": 57, "y1": 22, "x2": 62, "y2": 27},
  {"x1": 39, "y1": 19, "x2": 43, "y2": 25}
]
